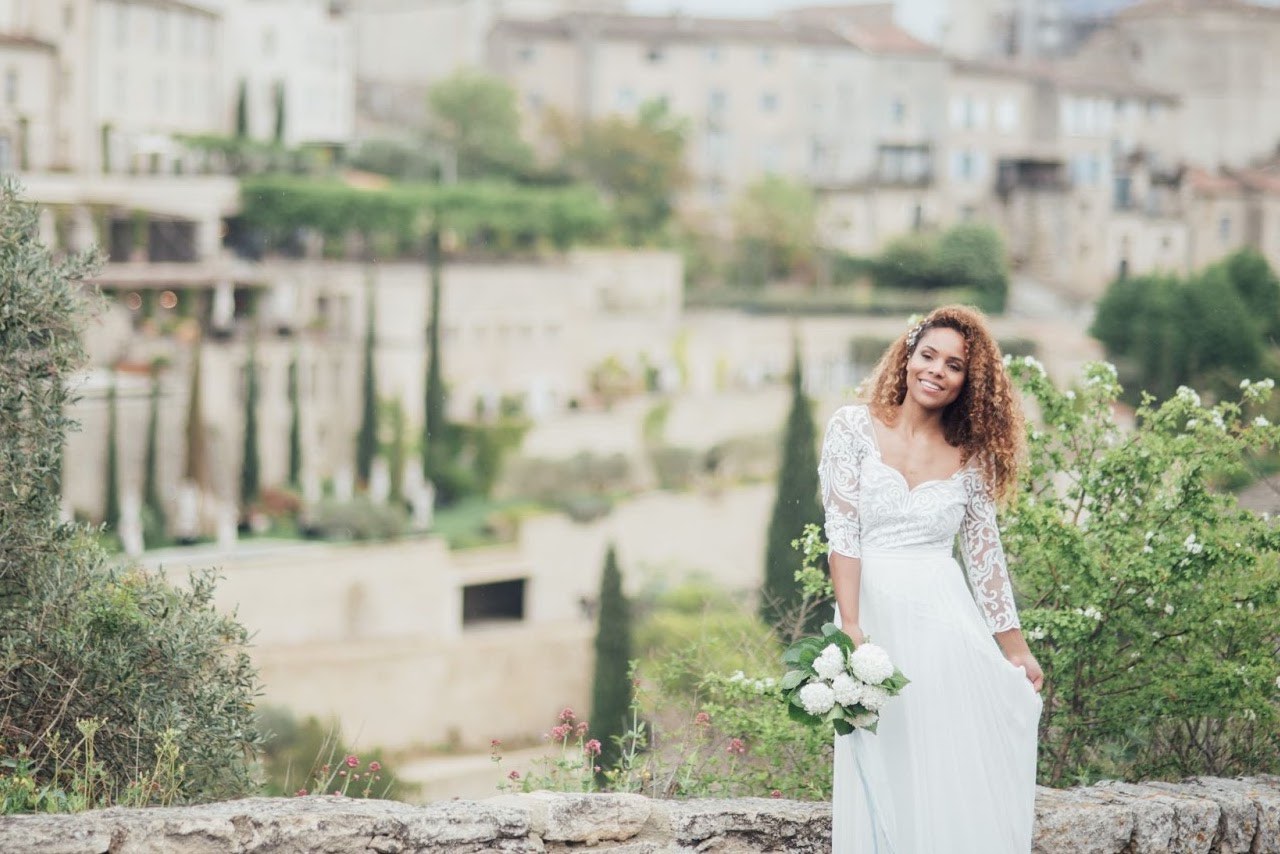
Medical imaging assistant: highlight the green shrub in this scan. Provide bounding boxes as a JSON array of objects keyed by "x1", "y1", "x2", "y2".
[
  {"x1": 301, "y1": 497, "x2": 409, "y2": 541},
  {"x1": 649, "y1": 445, "x2": 703, "y2": 491},
  {"x1": 257, "y1": 706, "x2": 411, "y2": 799},
  {"x1": 0, "y1": 181, "x2": 262, "y2": 812}
]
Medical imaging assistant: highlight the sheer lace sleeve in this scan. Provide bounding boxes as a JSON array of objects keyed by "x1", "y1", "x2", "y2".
[
  {"x1": 818, "y1": 407, "x2": 864, "y2": 559},
  {"x1": 959, "y1": 467, "x2": 1020, "y2": 633}
]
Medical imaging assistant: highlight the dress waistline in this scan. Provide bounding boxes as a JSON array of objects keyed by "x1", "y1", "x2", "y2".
[{"x1": 860, "y1": 546, "x2": 953, "y2": 560}]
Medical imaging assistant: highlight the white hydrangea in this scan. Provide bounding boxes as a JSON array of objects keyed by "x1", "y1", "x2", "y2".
[
  {"x1": 859, "y1": 684, "x2": 891, "y2": 712},
  {"x1": 1255, "y1": 416, "x2": 1271, "y2": 428},
  {"x1": 1164, "y1": 603, "x2": 1175, "y2": 616},
  {"x1": 1210, "y1": 410, "x2": 1226, "y2": 431},
  {"x1": 1022, "y1": 355, "x2": 1047, "y2": 377},
  {"x1": 1027, "y1": 626, "x2": 1047, "y2": 641},
  {"x1": 813, "y1": 644, "x2": 847, "y2": 681},
  {"x1": 1184, "y1": 533, "x2": 1204, "y2": 555},
  {"x1": 831, "y1": 673, "x2": 863, "y2": 707},
  {"x1": 1145, "y1": 596, "x2": 1156, "y2": 607},
  {"x1": 798, "y1": 681, "x2": 837, "y2": 716},
  {"x1": 849, "y1": 643, "x2": 895, "y2": 685},
  {"x1": 850, "y1": 711, "x2": 879, "y2": 729}
]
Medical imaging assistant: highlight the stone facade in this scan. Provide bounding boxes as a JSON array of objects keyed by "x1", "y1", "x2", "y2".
[{"x1": 3, "y1": 778, "x2": 1280, "y2": 852}]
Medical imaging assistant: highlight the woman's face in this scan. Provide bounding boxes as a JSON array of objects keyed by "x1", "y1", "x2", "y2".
[{"x1": 906, "y1": 327, "x2": 967, "y2": 410}]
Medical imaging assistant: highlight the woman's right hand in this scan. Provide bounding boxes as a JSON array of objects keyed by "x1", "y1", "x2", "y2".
[{"x1": 846, "y1": 624, "x2": 867, "y2": 646}]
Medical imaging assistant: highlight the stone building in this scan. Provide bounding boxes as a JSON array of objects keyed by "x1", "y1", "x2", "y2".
[
  {"x1": 489, "y1": 7, "x2": 945, "y2": 224},
  {"x1": 1072, "y1": 0, "x2": 1280, "y2": 171}
]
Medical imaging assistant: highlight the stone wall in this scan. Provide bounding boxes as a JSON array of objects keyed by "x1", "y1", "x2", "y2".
[{"x1": 3, "y1": 776, "x2": 1279, "y2": 853}]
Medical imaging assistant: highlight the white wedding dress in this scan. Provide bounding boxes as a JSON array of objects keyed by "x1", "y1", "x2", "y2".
[{"x1": 818, "y1": 404, "x2": 1041, "y2": 853}]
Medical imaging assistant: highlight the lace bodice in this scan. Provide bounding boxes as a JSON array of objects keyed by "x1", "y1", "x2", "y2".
[{"x1": 817, "y1": 403, "x2": 1021, "y2": 633}]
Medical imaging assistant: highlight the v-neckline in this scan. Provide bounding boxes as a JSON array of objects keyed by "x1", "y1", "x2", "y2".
[{"x1": 863, "y1": 406, "x2": 967, "y2": 494}]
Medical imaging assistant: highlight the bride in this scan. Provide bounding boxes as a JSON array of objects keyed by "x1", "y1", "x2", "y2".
[{"x1": 818, "y1": 305, "x2": 1043, "y2": 852}]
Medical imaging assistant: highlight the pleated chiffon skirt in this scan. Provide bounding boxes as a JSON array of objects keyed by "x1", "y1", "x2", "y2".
[{"x1": 832, "y1": 547, "x2": 1042, "y2": 853}]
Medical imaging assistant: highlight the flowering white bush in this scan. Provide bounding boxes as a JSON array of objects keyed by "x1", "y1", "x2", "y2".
[
  {"x1": 849, "y1": 643, "x2": 894, "y2": 685},
  {"x1": 1005, "y1": 359, "x2": 1280, "y2": 785}
]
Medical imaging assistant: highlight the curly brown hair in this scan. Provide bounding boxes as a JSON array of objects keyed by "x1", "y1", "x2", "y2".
[{"x1": 860, "y1": 305, "x2": 1025, "y2": 503}]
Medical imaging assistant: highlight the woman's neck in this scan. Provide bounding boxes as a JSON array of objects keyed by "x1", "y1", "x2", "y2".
[{"x1": 894, "y1": 397, "x2": 945, "y2": 438}]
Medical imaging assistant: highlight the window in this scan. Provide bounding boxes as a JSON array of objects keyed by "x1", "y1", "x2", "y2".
[
  {"x1": 760, "y1": 92, "x2": 778, "y2": 112},
  {"x1": 616, "y1": 87, "x2": 636, "y2": 111},
  {"x1": 1220, "y1": 216, "x2": 1232, "y2": 242},
  {"x1": 462, "y1": 579, "x2": 526, "y2": 626},
  {"x1": 517, "y1": 44, "x2": 536, "y2": 63},
  {"x1": 996, "y1": 98, "x2": 1018, "y2": 132},
  {"x1": 759, "y1": 141, "x2": 782, "y2": 173},
  {"x1": 708, "y1": 89, "x2": 727, "y2": 112},
  {"x1": 951, "y1": 149, "x2": 975, "y2": 182},
  {"x1": 4, "y1": 70, "x2": 17, "y2": 106},
  {"x1": 890, "y1": 98, "x2": 906, "y2": 125},
  {"x1": 705, "y1": 45, "x2": 721, "y2": 63}
]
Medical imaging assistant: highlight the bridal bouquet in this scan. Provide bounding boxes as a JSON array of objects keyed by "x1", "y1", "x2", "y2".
[{"x1": 781, "y1": 624, "x2": 909, "y2": 735}]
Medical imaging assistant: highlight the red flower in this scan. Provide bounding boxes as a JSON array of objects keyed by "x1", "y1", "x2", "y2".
[
  {"x1": 726, "y1": 738, "x2": 747, "y2": 756},
  {"x1": 345, "y1": 754, "x2": 359, "y2": 768},
  {"x1": 584, "y1": 739, "x2": 602, "y2": 756},
  {"x1": 368, "y1": 761, "x2": 382, "y2": 773},
  {"x1": 295, "y1": 788, "x2": 309, "y2": 797},
  {"x1": 558, "y1": 707, "x2": 575, "y2": 723},
  {"x1": 694, "y1": 711, "x2": 712, "y2": 726},
  {"x1": 508, "y1": 770, "x2": 521, "y2": 781},
  {"x1": 575, "y1": 721, "x2": 589, "y2": 737},
  {"x1": 550, "y1": 724, "x2": 572, "y2": 741},
  {"x1": 771, "y1": 790, "x2": 782, "y2": 799}
]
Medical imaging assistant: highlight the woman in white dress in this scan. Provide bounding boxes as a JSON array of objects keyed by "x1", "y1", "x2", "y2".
[{"x1": 819, "y1": 305, "x2": 1043, "y2": 853}]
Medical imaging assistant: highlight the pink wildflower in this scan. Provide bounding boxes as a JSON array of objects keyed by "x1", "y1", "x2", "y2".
[
  {"x1": 771, "y1": 790, "x2": 782, "y2": 799},
  {"x1": 726, "y1": 738, "x2": 747, "y2": 756},
  {"x1": 559, "y1": 707, "x2": 575, "y2": 723},
  {"x1": 584, "y1": 739, "x2": 602, "y2": 756},
  {"x1": 575, "y1": 721, "x2": 589, "y2": 737},
  {"x1": 295, "y1": 789, "x2": 309, "y2": 797},
  {"x1": 508, "y1": 770, "x2": 521, "y2": 781},
  {"x1": 550, "y1": 723, "x2": 572, "y2": 740},
  {"x1": 694, "y1": 711, "x2": 712, "y2": 726},
  {"x1": 345, "y1": 754, "x2": 359, "y2": 768},
  {"x1": 369, "y1": 761, "x2": 382, "y2": 773}
]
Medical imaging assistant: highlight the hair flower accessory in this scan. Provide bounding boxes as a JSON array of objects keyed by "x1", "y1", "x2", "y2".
[{"x1": 905, "y1": 320, "x2": 927, "y2": 352}]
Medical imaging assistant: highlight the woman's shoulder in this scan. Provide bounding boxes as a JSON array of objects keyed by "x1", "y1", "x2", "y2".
[
  {"x1": 827, "y1": 401, "x2": 871, "y2": 425},
  {"x1": 823, "y1": 403, "x2": 874, "y2": 452}
]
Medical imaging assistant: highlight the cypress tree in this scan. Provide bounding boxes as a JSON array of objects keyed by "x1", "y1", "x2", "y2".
[
  {"x1": 183, "y1": 341, "x2": 208, "y2": 489},
  {"x1": 142, "y1": 364, "x2": 165, "y2": 537},
  {"x1": 272, "y1": 80, "x2": 286, "y2": 146},
  {"x1": 422, "y1": 225, "x2": 446, "y2": 489},
  {"x1": 356, "y1": 279, "x2": 378, "y2": 487},
  {"x1": 235, "y1": 80, "x2": 249, "y2": 140},
  {"x1": 103, "y1": 378, "x2": 120, "y2": 530},
  {"x1": 239, "y1": 335, "x2": 261, "y2": 511},
  {"x1": 287, "y1": 353, "x2": 302, "y2": 489},
  {"x1": 760, "y1": 344, "x2": 823, "y2": 634},
  {"x1": 589, "y1": 544, "x2": 633, "y2": 776}
]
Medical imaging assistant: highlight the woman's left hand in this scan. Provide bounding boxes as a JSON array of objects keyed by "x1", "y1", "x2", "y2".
[{"x1": 1006, "y1": 650, "x2": 1044, "y2": 693}]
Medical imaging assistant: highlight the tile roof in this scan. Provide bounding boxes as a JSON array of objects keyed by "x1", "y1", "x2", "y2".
[
  {"x1": 492, "y1": 12, "x2": 849, "y2": 47},
  {"x1": 952, "y1": 56, "x2": 1177, "y2": 100},
  {"x1": 493, "y1": 9, "x2": 937, "y2": 55},
  {"x1": 1117, "y1": 0, "x2": 1280, "y2": 19},
  {"x1": 0, "y1": 33, "x2": 56, "y2": 52}
]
